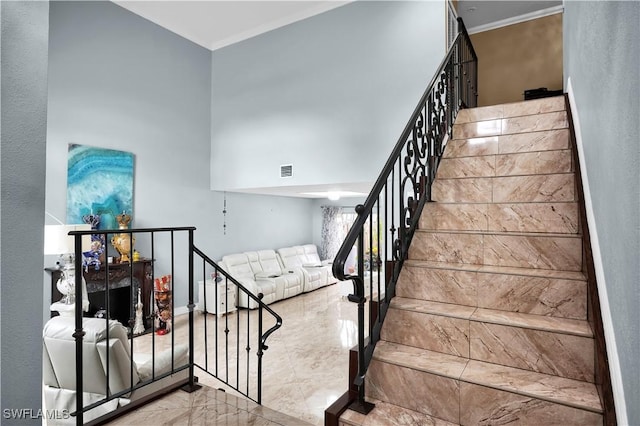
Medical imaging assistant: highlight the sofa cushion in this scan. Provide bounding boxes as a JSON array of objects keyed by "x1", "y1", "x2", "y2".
[{"x1": 221, "y1": 253, "x2": 254, "y2": 279}]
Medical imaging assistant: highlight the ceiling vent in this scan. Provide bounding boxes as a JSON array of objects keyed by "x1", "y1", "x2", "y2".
[{"x1": 280, "y1": 164, "x2": 293, "y2": 178}]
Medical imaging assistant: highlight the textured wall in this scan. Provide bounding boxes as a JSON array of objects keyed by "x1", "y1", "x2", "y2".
[
  {"x1": 211, "y1": 1, "x2": 447, "y2": 191},
  {"x1": 563, "y1": 2, "x2": 640, "y2": 424},
  {"x1": 471, "y1": 13, "x2": 563, "y2": 106},
  {"x1": 1, "y1": 1, "x2": 49, "y2": 421}
]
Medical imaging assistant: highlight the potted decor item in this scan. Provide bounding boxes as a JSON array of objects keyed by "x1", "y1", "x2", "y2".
[
  {"x1": 82, "y1": 213, "x2": 105, "y2": 270},
  {"x1": 154, "y1": 274, "x2": 172, "y2": 335},
  {"x1": 111, "y1": 212, "x2": 135, "y2": 263}
]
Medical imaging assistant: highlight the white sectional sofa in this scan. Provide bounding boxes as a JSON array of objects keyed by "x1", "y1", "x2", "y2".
[{"x1": 215, "y1": 244, "x2": 336, "y2": 309}]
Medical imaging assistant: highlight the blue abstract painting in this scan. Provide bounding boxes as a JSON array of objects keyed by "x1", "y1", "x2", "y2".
[{"x1": 66, "y1": 144, "x2": 134, "y2": 230}]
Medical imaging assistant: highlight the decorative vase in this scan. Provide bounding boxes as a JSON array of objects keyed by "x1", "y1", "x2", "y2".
[
  {"x1": 111, "y1": 212, "x2": 135, "y2": 263},
  {"x1": 82, "y1": 213, "x2": 105, "y2": 270}
]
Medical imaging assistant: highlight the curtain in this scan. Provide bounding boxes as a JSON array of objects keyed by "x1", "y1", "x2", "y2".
[{"x1": 320, "y1": 206, "x2": 343, "y2": 261}]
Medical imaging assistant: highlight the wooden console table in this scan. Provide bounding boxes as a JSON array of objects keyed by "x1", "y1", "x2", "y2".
[{"x1": 46, "y1": 258, "x2": 154, "y2": 330}]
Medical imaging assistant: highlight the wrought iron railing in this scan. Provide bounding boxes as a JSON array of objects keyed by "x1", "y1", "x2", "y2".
[
  {"x1": 331, "y1": 17, "x2": 477, "y2": 414},
  {"x1": 192, "y1": 246, "x2": 283, "y2": 404},
  {"x1": 58, "y1": 226, "x2": 281, "y2": 424}
]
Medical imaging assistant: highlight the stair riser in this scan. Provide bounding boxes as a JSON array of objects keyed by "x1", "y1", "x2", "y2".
[
  {"x1": 420, "y1": 202, "x2": 579, "y2": 234},
  {"x1": 453, "y1": 111, "x2": 568, "y2": 140},
  {"x1": 470, "y1": 322, "x2": 594, "y2": 382},
  {"x1": 438, "y1": 150, "x2": 572, "y2": 179},
  {"x1": 381, "y1": 306, "x2": 594, "y2": 381},
  {"x1": 455, "y1": 96, "x2": 566, "y2": 125},
  {"x1": 460, "y1": 383, "x2": 602, "y2": 426},
  {"x1": 432, "y1": 174, "x2": 576, "y2": 203},
  {"x1": 444, "y1": 129, "x2": 570, "y2": 159},
  {"x1": 366, "y1": 359, "x2": 600, "y2": 426},
  {"x1": 366, "y1": 360, "x2": 460, "y2": 424},
  {"x1": 409, "y1": 232, "x2": 582, "y2": 271},
  {"x1": 382, "y1": 308, "x2": 470, "y2": 357},
  {"x1": 397, "y1": 266, "x2": 587, "y2": 319}
]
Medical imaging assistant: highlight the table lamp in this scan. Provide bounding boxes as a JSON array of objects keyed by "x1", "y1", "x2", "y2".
[{"x1": 44, "y1": 224, "x2": 92, "y2": 314}]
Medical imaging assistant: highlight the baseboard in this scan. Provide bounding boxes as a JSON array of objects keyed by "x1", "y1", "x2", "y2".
[
  {"x1": 174, "y1": 306, "x2": 190, "y2": 316},
  {"x1": 566, "y1": 77, "x2": 628, "y2": 425}
]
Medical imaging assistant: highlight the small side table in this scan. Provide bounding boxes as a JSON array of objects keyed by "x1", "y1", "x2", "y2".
[{"x1": 198, "y1": 279, "x2": 236, "y2": 317}]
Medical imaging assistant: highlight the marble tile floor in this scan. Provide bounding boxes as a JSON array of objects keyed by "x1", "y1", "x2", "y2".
[{"x1": 105, "y1": 280, "x2": 359, "y2": 425}]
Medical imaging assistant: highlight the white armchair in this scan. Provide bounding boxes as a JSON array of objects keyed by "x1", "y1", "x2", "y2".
[
  {"x1": 220, "y1": 253, "x2": 277, "y2": 308},
  {"x1": 42, "y1": 316, "x2": 188, "y2": 424}
]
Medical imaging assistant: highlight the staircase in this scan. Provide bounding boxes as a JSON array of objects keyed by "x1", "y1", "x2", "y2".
[{"x1": 339, "y1": 96, "x2": 604, "y2": 425}]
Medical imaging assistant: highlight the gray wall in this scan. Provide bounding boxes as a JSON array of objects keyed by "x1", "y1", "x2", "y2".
[
  {"x1": 1, "y1": 1, "x2": 50, "y2": 421},
  {"x1": 46, "y1": 1, "x2": 313, "y2": 311},
  {"x1": 211, "y1": 0, "x2": 446, "y2": 191},
  {"x1": 563, "y1": 2, "x2": 640, "y2": 424}
]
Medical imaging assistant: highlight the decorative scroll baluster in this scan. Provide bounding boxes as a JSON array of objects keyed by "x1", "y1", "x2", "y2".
[{"x1": 331, "y1": 17, "x2": 477, "y2": 414}]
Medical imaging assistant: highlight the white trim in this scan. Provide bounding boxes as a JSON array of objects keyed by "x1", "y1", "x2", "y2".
[
  {"x1": 467, "y1": 5, "x2": 564, "y2": 35},
  {"x1": 209, "y1": 1, "x2": 350, "y2": 51},
  {"x1": 567, "y1": 77, "x2": 628, "y2": 425}
]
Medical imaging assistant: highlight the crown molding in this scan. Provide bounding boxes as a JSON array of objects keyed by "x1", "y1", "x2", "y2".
[{"x1": 467, "y1": 5, "x2": 564, "y2": 35}]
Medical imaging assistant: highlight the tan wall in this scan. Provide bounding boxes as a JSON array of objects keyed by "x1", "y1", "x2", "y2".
[{"x1": 470, "y1": 13, "x2": 563, "y2": 107}]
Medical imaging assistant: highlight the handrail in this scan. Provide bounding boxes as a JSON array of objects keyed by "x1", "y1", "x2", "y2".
[
  {"x1": 331, "y1": 17, "x2": 477, "y2": 414},
  {"x1": 193, "y1": 246, "x2": 283, "y2": 352}
]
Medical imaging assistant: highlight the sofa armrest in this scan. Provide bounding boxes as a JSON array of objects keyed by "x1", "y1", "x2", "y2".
[
  {"x1": 255, "y1": 271, "x2": 282, "y2": 278},
  {"x1": 136, "y1": 344, "x2": 188, "y2": 381}
]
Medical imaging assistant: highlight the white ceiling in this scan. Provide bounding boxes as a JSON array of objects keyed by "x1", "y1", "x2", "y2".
[
  {"x1": 113, "y1": 1, "x2": 351, "y2": 51},
  {"x1": 112, "y1": 0, "x2": 562, "y2": 199}
]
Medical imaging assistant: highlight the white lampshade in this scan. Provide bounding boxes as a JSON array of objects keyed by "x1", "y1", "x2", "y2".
[{"x1": 44, "y1": 224, "x2": 92, "y2": 255}]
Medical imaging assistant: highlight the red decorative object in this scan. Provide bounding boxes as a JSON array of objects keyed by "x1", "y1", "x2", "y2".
[{"x1": 154, "y1": 274, "x2": 172, "y2": 334}]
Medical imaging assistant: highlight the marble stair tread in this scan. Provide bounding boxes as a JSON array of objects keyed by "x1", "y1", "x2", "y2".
[
  {"x1": 403, "y1": 259, "x2": 586, "y2": 281},
  {"x1": 391, "y1": 297, "x2": 476, "y2": 319},
  {"x1": 455, "y1": 96, "x2": 566, "y2": 124},
  {"x1": 373, "y1": 340, "x2": 601, "y2": 413},
  {"x1": 390, "y1": 297, "x2": 592, "y2": 337},
  {"x1": 340, "y1": 399, "x2": 457, "y2": 426},
  {"x1": 453, "y1": 111, "x2": 568, "y2": 140},
  {"x1": 461, "y1": 360, "x2": 602, "y2": 413},
  {"x1": 411, "y1": 228, "x2": 583, "y2": 271},
  {"x1": 438, "y1": 149, "x2": 572, "y2": 179},
  {"x1": 373, "y1": 340, "x2": 468, "y2": 380},
  {"x1": 414, "y1": 228, "x2": 581, "y2": 239},
  {"x1": 432, "y1": 173, "x2": 576, "y2": 203},
  {"x1": 471, "y1": 307, "x2": 592, "y2": 337},
  {"x1": 420, "y1": 201, "x2": 579, "y2": 234},
  {"x1": 444, "y1": 129, "x2": 570, "y2": 159}
]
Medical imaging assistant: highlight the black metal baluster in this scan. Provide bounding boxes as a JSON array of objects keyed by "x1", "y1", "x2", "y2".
[
  {"x1": 202, "y1": 260, "x2": 208, "y2": 372},
  {"x1": 182, "y1": 228, "x2": 200, "y2": 392},
  {"x1": 257, "y1": 296, "x2": 264, "y2": 404},
  {"x1": 73, "y1": 234, "x2": 85, "y2": 426}
]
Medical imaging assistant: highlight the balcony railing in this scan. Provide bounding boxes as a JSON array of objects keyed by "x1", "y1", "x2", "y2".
[{"x1": 51, "y1": 226, "x2": 281, "y2": 424}]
